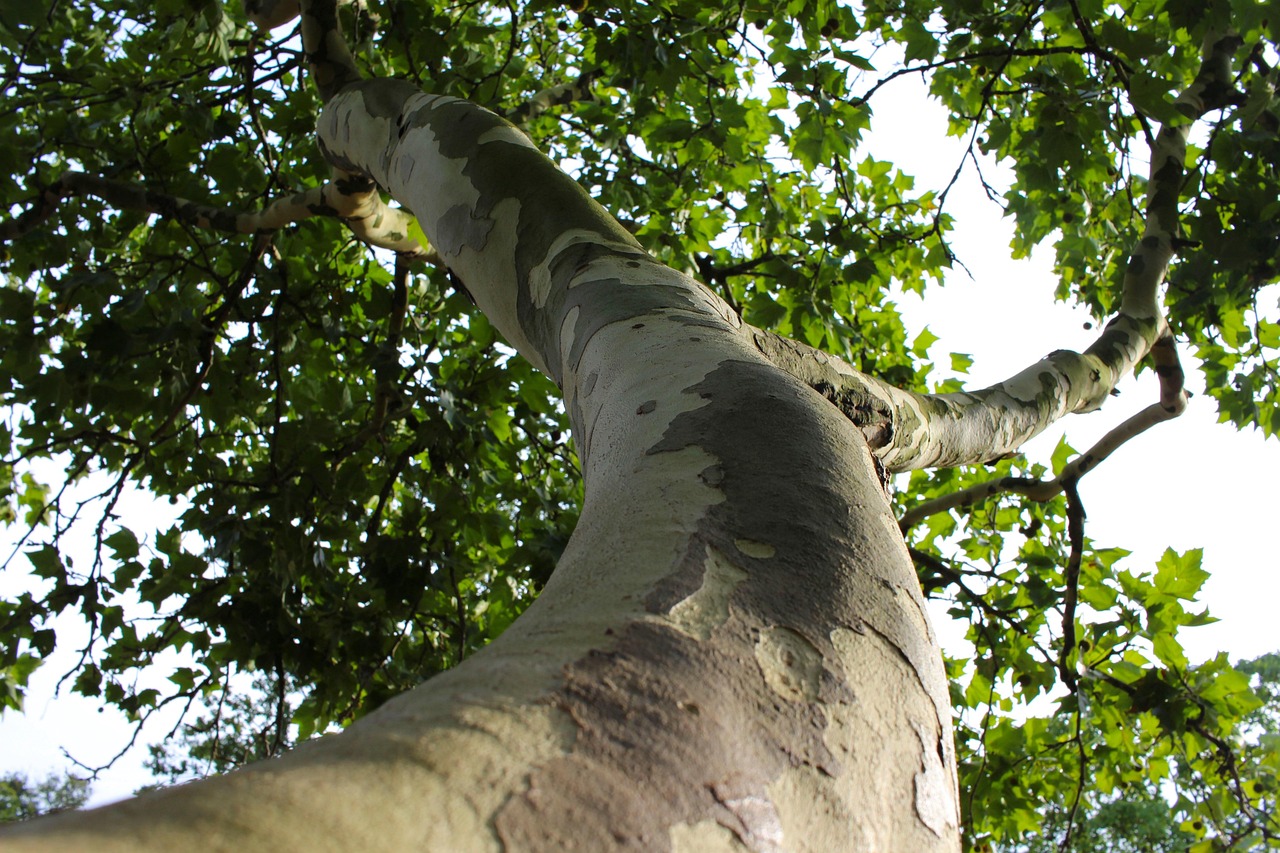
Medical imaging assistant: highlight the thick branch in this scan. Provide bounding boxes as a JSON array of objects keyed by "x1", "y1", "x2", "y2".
[
  {"x1": 243, "y1": 0, "x2": 360, "y2": 101},
  {"x1": 297, "y1": 0, "x2": 361, "y2": 103},
  {"x1": 505, "y1": 73, "x2": 599, "y2": 127}
]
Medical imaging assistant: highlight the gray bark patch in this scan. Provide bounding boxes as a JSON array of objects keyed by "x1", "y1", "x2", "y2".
[{"x1": 434, "y1": 203, "x2": 494, "y2": 255}]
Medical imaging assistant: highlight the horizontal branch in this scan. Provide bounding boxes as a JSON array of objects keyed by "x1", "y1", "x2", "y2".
[
  {"x1": 752, "y1": 318, "x2": 1184, "y2": 472},
  {"x1": 0, "y1": 170, "x2": 440, "y2": 263}
]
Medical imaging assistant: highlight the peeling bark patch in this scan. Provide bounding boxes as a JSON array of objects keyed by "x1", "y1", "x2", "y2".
[
  {"x1": 359, "y1": 78, "x2": 425, "y2": 120},
  {"x1": 637, "y1": 400, "x2": 657, "y2": 415},
  {"x1": 413, "y1": 99, "x2": 645, "y2": 378},
  {"x1": 1001, "y1": 361, "x2": 1065, "y2": 404},
  {"x1": 667, "y1": 547, "x2": 747, "y2": 640},
  {"x1": 709, "y1": 777, "x2": 786, "y2": 852},
  {"x1": 434, "y1": 202, "x2": 494, "y2": 255},
  {"x1": 561, "y1": 277, "x2": 701, "y2": 376},
  {"x1": 912, "y1": 721, "x2": 955, "y2": 838},
  {"x1": 734, "y1": 539, "x2": 775, "y2": 560},
  {"x1": 755, "y1": 627, "x2": 823, "y2": 703},
  {"x1": 645, "y1": 359, "x2": 892, "y2": 648},
  {"x1": 644, "y1": 533, "x2": 723, "y2": 621},
  {"x1": 559, "y1": 306, "x2": 581, "y2": 382},
  {"x1": 526, "y1": 229, "x2": 639, "y2": 309},
  {"x1": 669, "y1": 820, "x2": 749, "y2": 851},
  {"x1": 494, "y1": 620, "x2": 836, "y2": 851},
  {"x1": 629, "y1": 358, "x2": 964, "y2": 842}
]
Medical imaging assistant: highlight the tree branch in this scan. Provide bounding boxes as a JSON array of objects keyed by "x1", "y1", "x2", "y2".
[
  {"x1": 296, "y1": 0, "x2": 362, "y2": 103},
  {"x1": 756, "y1": 35, "x2": 1242, "y2": 471},
  {"x1": 505, "y1": 72, "x2": 599, "y2": 127},
  {"x1": 0, "y1": 170, "x2": 440, "y2": 263},
  {"x1": 897, "y1": 396, "x2": 1184, "y2": 531},
  {"x1": 1058, "y1": 481, "x2": 1085, "y2": 693}
]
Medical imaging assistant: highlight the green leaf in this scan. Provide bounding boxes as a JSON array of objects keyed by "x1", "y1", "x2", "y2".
[
  {"x1": 24, "y1": 545, "x2": 63, "y2": 581},
  {"x1": 103, "y1": 528, "x2": 139, "y2": 561},
  {"x1": 1153, "y1": 548, "x2": 1209, "y2": 602},
  {"x1": 1050, "y1": 436, "x2": 1077, "y2": 474},
  {"x1": 1128, "y1": 72, "x2": 1180, "y2": 123},
  {"x1": 911, "y1": 327, "x2": 939, "y2": 357},
  {"x1": 1152, "y1": 631, "x2": 1188, "y2": 669}
]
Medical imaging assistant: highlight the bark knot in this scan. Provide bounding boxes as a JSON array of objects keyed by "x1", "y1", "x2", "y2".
[{"x1": 811, "y1": 380, "x2": 894, "y2": 449}]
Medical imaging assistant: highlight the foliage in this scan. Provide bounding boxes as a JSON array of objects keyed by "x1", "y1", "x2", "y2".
[
  {"x1": 0, "y1": 0, "x2": 1277, "y2": 846},
  {"x1": 909, "y1": 446, "x2": 1280, "y2": 846},
  {"x1": 1008, "y1": 787, "x2": 1197, "y2": 851},
  {"x1": 0, "y1": 771, "x2": 90, "y2": 823},
  {"x1": 1005, "y1": 652, "x2": 1280, "y2": 852},
  {"x1": 142, "y1": 672, "x2": 294, "y2": 786}
]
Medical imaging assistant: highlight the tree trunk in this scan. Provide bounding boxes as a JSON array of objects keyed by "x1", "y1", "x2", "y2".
[{"x1": 2, "y1": 82, "x2": 960, "y2": 852}]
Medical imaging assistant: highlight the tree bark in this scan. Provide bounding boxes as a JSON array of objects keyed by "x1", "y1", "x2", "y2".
[{"x1": 1, "y1": 81, "x2": 960, "y2": 851}]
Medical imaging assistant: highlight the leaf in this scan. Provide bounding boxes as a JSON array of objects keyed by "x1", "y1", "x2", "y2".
[
  {"x1": 832, "y1": 48, "x2": 875, "y2": 71},
  {"x1": 1152, "y1": 631, "x2": 1188, "y2": 669},
  {"x1": 1153, "y1": 548, "x2": 1209, "y2": 602},
  {"x1": 1050, "y1": 436, "x2": 1076, "y2": 474},
  {"x1": 1128, "y1": 72, "x2": 1180, "y2": 123},
  {"x1": 649, "y1": 119, "x2": 697, "y2": 144},
  {"x1": 900, "y1": 18, "x2": 939, "y2": 63},
  {"x1": 911, "y1": 327, "x2": 939, "y2": 357},
  {"x1": 24, "y1": 545, "x2": 63, "y2": 581},
  {"x1": 103, "y1": 528, "x2": 139, "y2": 561}
]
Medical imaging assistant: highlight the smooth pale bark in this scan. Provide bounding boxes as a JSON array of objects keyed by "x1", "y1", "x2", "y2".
[{"x1": 2, "y1": 84, "x2": 961, "y2": 851}]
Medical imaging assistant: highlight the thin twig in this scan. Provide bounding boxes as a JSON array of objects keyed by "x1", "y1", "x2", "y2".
[{"x1": 899, "y1": 399, "x2": 1182, "y2": 532}]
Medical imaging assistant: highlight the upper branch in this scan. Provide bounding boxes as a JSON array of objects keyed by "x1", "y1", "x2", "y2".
[
  {"x1": 760, "y1": 32, "x2": 1240, "y2": 472},
  {"x1": 297, "y1": 0, "x2": 362, "y2": 103}
]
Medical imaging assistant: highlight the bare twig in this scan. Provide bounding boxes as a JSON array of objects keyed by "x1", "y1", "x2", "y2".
[{"x1": 898, "y1": 398, "x2": 1183, "y2": 532}]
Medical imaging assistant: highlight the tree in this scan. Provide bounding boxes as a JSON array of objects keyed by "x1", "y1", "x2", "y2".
[
  {"x1": 0, "y1": 772, "x2": 90, "y2": 824},
  {"x1": 0, "y1": 0, "x2": 1276, "y2": 848}
]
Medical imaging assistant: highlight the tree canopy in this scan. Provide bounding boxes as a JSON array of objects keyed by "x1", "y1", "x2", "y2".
[
  {"x1": 0, "y1": 771, "x2": 90, "y2": 824},
  {"x1": 1, "y1": 0, "x2": 1277, "y2": 847}
]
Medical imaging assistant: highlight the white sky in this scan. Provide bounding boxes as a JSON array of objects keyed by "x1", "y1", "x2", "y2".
[{"x1": 2, "y1": 56, "x2": 1278, "y2": 809}]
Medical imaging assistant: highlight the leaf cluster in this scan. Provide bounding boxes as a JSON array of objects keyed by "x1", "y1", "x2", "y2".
[{"x1": 0, "y1": 771, "x2": 90, "y2": 823}]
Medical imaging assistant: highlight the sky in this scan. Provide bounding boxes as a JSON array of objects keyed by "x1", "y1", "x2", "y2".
[{"x1": 2, "y1": 43, "x2": 1278, "y2": 810}]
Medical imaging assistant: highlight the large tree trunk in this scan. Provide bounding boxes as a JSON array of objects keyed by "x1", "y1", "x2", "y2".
[{"x1": 1, "y1": 83, "x2": 960, "y2": 851}]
